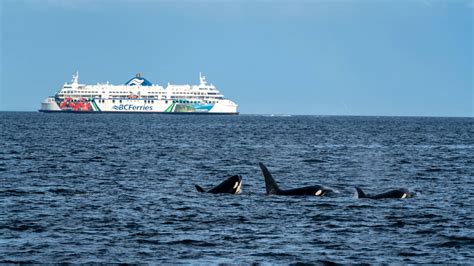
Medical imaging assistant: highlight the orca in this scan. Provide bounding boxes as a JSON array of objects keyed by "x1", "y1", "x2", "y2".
[
  {"x1": 355, "y1": 186, "x2": 415, "y2": 199},
  {"x1": 259, "y1": 162, "x2": 332, "y2": 196},
  {"x1": 195, "y1": 175, "x2": 242, "y2": 194}
]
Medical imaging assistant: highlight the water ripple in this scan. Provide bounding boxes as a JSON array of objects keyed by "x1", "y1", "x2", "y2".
[{"x1": 0, "y1": 113, "x2": 473, "y2": 263}]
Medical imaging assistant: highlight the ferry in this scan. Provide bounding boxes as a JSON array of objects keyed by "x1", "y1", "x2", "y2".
[{"x1": 39, "y1": 72, "x2": 239, "y2": 114}]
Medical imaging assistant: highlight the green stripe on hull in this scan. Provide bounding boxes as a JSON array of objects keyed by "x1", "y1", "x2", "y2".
[
  {"x1": 91, "y1": 100, "x2": 101, "y2": 111},
  {"x1": 165, "y1": 103, "x2": 175, "y2": 112}
]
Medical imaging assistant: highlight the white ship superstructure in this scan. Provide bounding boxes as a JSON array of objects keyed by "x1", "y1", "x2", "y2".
[{"x1": 40, "y1": 72, "x2": 238, "y2": 114}]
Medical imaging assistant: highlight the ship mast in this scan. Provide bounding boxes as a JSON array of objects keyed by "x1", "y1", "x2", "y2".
[
  {"x1": 71, "y1": 71, "x2": 79, "y2": 84},
  {"x1": 199, "y1": 72, "x2": 207, "y2": 86}
]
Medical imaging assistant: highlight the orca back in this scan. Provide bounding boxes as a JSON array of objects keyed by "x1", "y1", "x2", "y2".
[
  {"x1": 207, "y1": 175, "x2": 242, "y2": 194},
  {"x1": 371, "y1": 189, "x2": 409, "y2": 199},
  {"x1": 356, "y1": 187, "x2": 412, "y2": 199},
  {"x1": 279, "y1": 186, "x2": 328, "y2": 196}
]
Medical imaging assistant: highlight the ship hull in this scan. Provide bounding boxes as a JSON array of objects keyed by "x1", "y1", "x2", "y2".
[
  {"x1": 40, "y1": 97, "x2": 238, "y2": 114},
  {"x1": 38, "y1": 109, "x2": 239, "y2": 115}
]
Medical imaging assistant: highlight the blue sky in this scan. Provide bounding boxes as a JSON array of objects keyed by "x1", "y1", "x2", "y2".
[{"x1": 1, "y1": 0, "x2": 472, "y2": 116}]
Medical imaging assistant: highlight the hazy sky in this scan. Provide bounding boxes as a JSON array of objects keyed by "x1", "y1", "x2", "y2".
[{"x1": 1, "y1": 0, "x2": 473, "y2": 116}]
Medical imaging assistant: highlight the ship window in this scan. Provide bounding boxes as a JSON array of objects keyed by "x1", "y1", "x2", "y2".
[
  {"x1": 113, "y1": 100, "x2": 115, "y2": 103},
  {"x1": 165, "y1": 100, "x2": 168, "y2": 104},
  {"x1": 119, "y1": 100, "x2": 122, "y2": 103}
]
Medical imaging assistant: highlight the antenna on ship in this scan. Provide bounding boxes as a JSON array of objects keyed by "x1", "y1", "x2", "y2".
[
  {"x1": 199, "y1": 72, "x2": 207, "y2": 85},
  {"x1": 72, "y1": 71, "x2": 79, "y2": 84}
]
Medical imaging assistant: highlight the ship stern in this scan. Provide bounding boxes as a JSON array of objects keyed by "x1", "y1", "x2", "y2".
[{"x1": 39, "y1": 97, "x2": 61, "y2": 112}]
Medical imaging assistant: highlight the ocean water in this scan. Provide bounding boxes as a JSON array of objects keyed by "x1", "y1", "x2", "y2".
[{"x1": 1, "y1": 112, "x2": 473, "y2": 264}]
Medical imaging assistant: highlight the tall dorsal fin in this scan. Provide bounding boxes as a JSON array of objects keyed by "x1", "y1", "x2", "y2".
[
  {"x1": 259, "y1": 162, "x2": 281, "y2": 195},
  {"x1": 355, "y1": 186, "x2": 367, "y2": 198},
  {"x1": 195, "y1": 185, "x2": 206, "y2": 193}
]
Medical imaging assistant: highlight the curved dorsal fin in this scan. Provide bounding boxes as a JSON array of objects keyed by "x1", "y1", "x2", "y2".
[
  {"x1": 259, "y1": 162, "x2": 281, "y2": 195},
  {"x1": 355, "y1": 186, "x2": 367, "y2": 198},
  {"x1": 195, "y1": 185, "x2": 206, "y2": 193}
]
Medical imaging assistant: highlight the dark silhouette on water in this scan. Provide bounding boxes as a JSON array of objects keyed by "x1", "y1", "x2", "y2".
[
  {"x1": 355, "y1": 186, "x2": 415, "y2": 199},
  {"x1": 259, "y1": 162, "x2": 332, "y2": 196},
  {"x1": 195, "y1": 175, "x2": 242, "y2": 194}
]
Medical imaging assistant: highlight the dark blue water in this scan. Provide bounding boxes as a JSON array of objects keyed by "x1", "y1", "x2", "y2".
[{"x1": 1, "y1": 112, "x2": 473, "y2": 263}]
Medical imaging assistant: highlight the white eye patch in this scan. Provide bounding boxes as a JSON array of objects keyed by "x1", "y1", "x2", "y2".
[
  {"x1": 315, "y1": 190, "x2": 322, "y2": 196},
  {"x1": 235, "y1": 181, "x2": 242, "y2": 194},
  {"x1": 233, "y1": 182, "x2": 239, "y2": 189},
  {"x1": 401, "y1": 193, "x2": 407, "y2": 199}
]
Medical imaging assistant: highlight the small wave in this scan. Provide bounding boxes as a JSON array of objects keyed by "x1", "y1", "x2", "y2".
[
  {"x1": 426, "y1": 167, "x2": 442, "y2": 172},
  {"x1": 136, "y1": 239, "x2": 161, "y2": 245},
  {"x1": 436, "y1": 235, "x2": 474, "y2": 248},
  {"x1": 48, "y1": 188, "x2": 87, "y2": 195},
  {"x1": 125, "y1": 222, "x2": 141, "y2": 229},
  {"x1": 302, "y1": 158, "x2": 326, "y2": 163},
  {"x1": 311, "y1": 214, "x2": 334, "y2": 221},
  {"x1": 314, "y1": 260, "x2": 339, "y2": 266},
  {"x1": 253, "y1": 252, "x2": 298, "y2": 259},
  {"x1": 0, "y1": 260, "x2": 38, "y2": 264},
  {"x1": 0, "y1": 189, "x2": 45, "y2": 196},
  {"x1": 81, "y1": 156, "x2": 105, "y2": 163},
  {"x1": 415, "y1": 229, "x2": 437, "y2": 235},
  {"x1": 165, "y1": 239, "x2": 217, "y2": 247},
  {"x1": 398, "y1": 251, "x2": 426, "y2": 257},
  {"x1": 345, "y1": 204, "x2": 372, "y2": 209},
  {"x1": 4, "y1": 223, "x2": 46, "y2": 233},
  {"x1": 391, "y1": 220, "x2": 406, "y2": 227}
]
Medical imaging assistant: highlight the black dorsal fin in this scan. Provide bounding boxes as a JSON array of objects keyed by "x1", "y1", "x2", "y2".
[
  {"x1": 195, "y1": 185, "x2": 206, "y2": 193},
  {"x1": 259, "y1": 162, "x2": 281, "y2": 195},
  {"x1": 355, "y1": 186, "x2": 367, "y2": 198}
]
